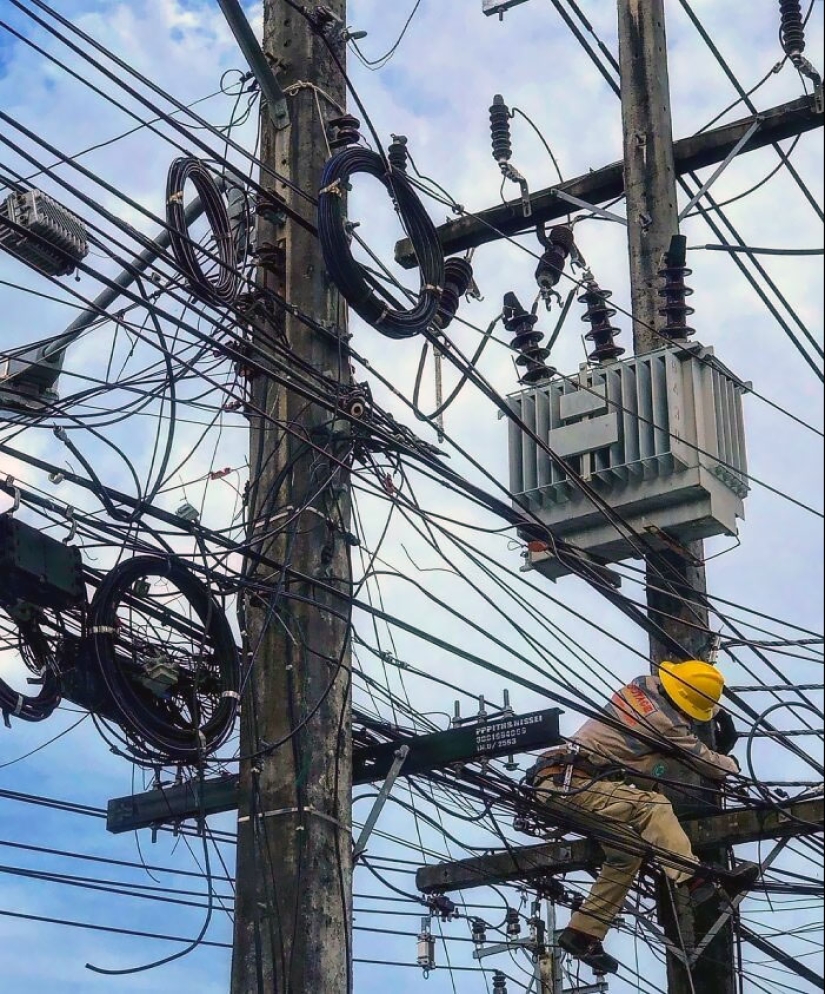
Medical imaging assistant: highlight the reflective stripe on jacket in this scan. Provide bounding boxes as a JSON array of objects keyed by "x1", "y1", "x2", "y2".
[{"x1": 547, "y1": 675, "x2": 738, "y2": 782}]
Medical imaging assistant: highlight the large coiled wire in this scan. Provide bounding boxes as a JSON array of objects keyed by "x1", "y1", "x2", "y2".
[
  {"x1": 0, "y1": 617, "x2": 61, "y2": 724},
  {"x1": 318, "y1": 147, "x2": 445, "y2": 339},
  {"x1": 87, "y1": 555, "x2": 240, "y2": 765},
  {"x1": 166, "y1": 156, "x2": 238, "y2": 305}
]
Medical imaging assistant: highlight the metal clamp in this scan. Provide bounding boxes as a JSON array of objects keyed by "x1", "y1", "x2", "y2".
[
  {"x1": 4, "y1": 475, "x2": 20, "y2": 514},
  {"x1": 63, "y1": 505, "x2": 77, "y2": 544},
  {"x1": 678, "y1": 117, "x2": 761, "y2": 220}
]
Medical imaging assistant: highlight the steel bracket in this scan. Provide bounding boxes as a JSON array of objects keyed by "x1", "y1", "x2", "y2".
[
  {"x1": 353, "y1": 745, "x2": 410, "y2": 861},
  {"x1": 549, "y1": 189, "x2": 628, "y2": 226},
  {"x1": 678, "y1": 117, "x2": 761, "y2": 220},
  {"x1": 216, "y1": 0, "x2": 291, "y2": 130}
]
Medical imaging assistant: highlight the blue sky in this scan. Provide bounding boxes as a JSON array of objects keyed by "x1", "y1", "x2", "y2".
[{"x1": 0, "y1": 2, "x2": 823, "y2": 993}]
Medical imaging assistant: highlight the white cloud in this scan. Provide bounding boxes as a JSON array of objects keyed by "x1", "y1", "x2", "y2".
[{"x1": 1, "y1": 2, "x2": 822, "y2": 991}]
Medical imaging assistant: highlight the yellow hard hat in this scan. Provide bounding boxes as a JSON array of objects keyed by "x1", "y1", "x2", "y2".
[{"x1": 659, "y1": 660, "x2": 725, "y2": 722}]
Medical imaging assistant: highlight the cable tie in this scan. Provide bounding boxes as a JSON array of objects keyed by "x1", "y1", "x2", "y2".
[
  {"x1": 89, "y1": 625, "x2": 118, "y2": 635},
  {"x1": 167, "y1": 191, "x2": 185, "y2": 204},
  {"x1": 239, "y1": 806, "x2": 350, "y2": 832},
  {"x1": 221, "y1": 690, "x2": 241, "y2": 701},
  {"x1": 423, "y1": 285, "x2": 443, "y2": 295},
  {"x1": 375, "y1": 306, "x2": 390, "y2": 326},
  {"x1": 319, "y1": 180, "x2": 344, "y2": 198},
  {"x1": 14, "y1": 695, "x2": 23, "y2": 717}
]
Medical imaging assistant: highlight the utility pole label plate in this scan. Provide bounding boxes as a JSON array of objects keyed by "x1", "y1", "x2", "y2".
[{"x1": 354, "y1": 707, "x2": 563, "y2": 782}]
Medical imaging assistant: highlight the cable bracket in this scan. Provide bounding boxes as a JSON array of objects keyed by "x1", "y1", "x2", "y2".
[{"x1": 353, "y1": 744, "x2": 410, "y2": 861}]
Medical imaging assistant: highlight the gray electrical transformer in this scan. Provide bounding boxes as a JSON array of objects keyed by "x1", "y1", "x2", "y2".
[{"x1": 507, "y1": 344, "x2": 750, "y2": 581}]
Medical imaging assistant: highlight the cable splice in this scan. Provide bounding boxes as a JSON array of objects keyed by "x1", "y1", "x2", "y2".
[
  {"x1": 504, "y1": 291, "x2": 555, "y2": 385},
  {"x1": 318, "y1": 146, "x2": 444, "y2": 339},
  {"x1": 579, "y1": 276, "x2": 625, "y2": 363}
]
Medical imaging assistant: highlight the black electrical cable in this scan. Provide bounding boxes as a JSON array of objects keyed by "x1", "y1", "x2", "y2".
[
  {"x1": 86, "y1": 555, "x2": 240, "y2": 765},
  {"x1": 696, "y1": 244, "x2": 825, "y2": 257},
  {"x1": 318, "y1": 146, "x2": 444, "y2": 338},
  {"x1": 166, "y1": 156, "x2": 238, "y2": 305},
  {"x1": 0, "y1": 614, "x2": 63, "y2": 724}
]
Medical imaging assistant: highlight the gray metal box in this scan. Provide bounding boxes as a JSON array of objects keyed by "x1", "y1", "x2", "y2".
[
  {"x1": 0, "y1": 189, "x2": 88, "y2": 277},
  {"x1": 507, "y1": 344, "x2": 749, "y2": 580}
]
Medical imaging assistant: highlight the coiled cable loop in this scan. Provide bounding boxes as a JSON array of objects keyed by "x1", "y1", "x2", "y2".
[
  {"x1": 87, "y1": 555, "x2": 240, "y2": 766},
  {"x1": 0, "y1": 617, "x2": 61, "y2": 724},
  {"x1": 318, "y1": 147, "x2": 445, "y2": 339},
  {"x1": 166, "y1": 157, "x2": 238, "y2": 306}
]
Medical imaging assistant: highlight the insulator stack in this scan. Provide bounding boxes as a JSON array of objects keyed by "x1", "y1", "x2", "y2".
[
  {"x1": 579, "y1": 279, "x2": 625, "y2": 363},
  {"x1": 388, "y1": 134, "x2": 409, "y2": 173},
  {"x1": 328, "y1": 114, "x2": 362, "y2": 149},
  {"x1": 490, "y1": 95, "x2": 513, "y2": 165},
  {"x1": 472, "y1": 918, "x2": 488, "y2": 946},
  {"x1": 504, "y1": 291, "x2": 555, "y2": 385},
  {"x1": 779, "y1": 0, "x2": 806, "y2": 57},
  {"x1": 434, "y1": 258, "x2": 474, "y2": 331},
  {"x1": 493, "y1": 971, "x2": 508, "y2": 993},
  {"x1": 505, "y1": 907, "x2": 521, "y2": 939},
  {"x1": 658, "y1": 257, "x2": 696, "y2": 341},
  {"x1": 536, "y1": 224, "x2": 575, "y2": 293}
]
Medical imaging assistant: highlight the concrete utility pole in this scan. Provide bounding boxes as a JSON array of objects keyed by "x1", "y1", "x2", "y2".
[
  {"x1": 617, "y1": 4, "x2": 733, "y2": 994},
  {"x1": 231, "y1": 2, "x2": 352, "y2": 992}
]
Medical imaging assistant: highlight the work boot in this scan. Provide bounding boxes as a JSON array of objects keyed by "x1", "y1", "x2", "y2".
[
  {"x1": 682, "y1": 861, "x2": 760, "y2": 908},
  {"x1": 718, "y1": 861, "x2": 760, "y2": 899},
  {"x1": 680, "y1": 872, "x2": 719, "y2": 908},
  {"x1": 558, "y1": 928, "x2": 620, "y2": 976}
]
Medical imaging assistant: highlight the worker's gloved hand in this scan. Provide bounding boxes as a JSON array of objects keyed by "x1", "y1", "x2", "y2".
[{"x1": 714, "y1": 710, "x2": 739, "y2": 755}]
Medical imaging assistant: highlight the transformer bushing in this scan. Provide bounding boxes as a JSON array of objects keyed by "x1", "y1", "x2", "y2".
[
  {"x1": 579, "y1": 279, "x2": 625, "y2": 363},
  {"x1": 658, "y1": 259, "x2": 696, "y2": 340},
  {"x1": 504, "y1": 292, "x2": 555, "y2": 385}
]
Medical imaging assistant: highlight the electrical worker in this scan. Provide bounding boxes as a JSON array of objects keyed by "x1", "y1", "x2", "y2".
[{"x1": 530, "y1": 660, "x2": 758, "y2": 974}]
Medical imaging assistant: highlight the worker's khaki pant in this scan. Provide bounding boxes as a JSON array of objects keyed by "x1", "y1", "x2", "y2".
[{"x1": 537, "y1": 775, "x2": 699, "y2": 941}]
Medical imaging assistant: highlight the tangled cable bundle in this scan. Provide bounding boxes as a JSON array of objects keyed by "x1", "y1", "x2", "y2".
[
  {"x1": 318, "y1": 147, "x2": 445, "y2": 339},
  {"x1": 166, "y1": 156, "x2": 238, "y2": 306},
  {"x1": 87, "y1": 556, "x2": 240, "y2": 765},
  {"x1": 0, "y1": 616, "x2": 61, "y2": 724}
]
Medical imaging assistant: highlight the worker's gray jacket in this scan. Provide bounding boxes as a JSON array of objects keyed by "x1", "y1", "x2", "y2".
[{"x1": 559, "y1": 675, "x2": 738, "y2": 782}]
